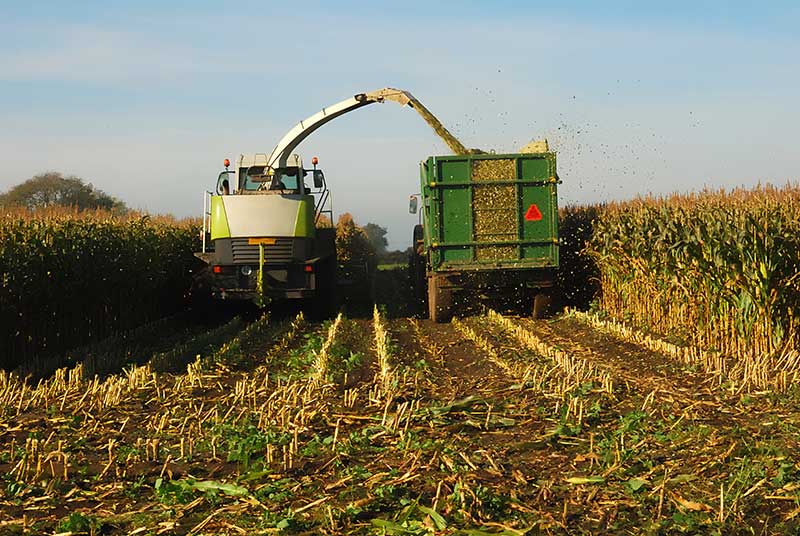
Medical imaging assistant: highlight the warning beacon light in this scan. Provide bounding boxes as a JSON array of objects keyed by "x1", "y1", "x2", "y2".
[
  {"x1": 223, "y1": 158, "x2": 230, "y2": 169},
  {"x1": 311, "y1": 156, "x2": 319, "y2": 166}
]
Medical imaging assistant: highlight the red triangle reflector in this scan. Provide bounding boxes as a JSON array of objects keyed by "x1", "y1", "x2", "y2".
[{"x1": 525, "y1": 204, "x2": 543, "y2": 221}]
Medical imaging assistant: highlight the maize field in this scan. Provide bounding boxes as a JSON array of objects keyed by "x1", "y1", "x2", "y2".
[
  {"x1": 2, "y1": 186, "x2": 800, "y2": 534},
  {"x1": 0, "y1": 207, "x2": 200, "y2": 371},
  {"x1": 585, "y1": 184, "x2": 800, "y2": 391}
]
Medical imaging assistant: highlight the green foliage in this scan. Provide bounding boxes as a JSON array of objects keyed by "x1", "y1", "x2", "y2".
[
  {"x1": 371, "y1": 500, "x2": 447, "y2": 535},
  {"x1": 215, "y1": 422, "x2": 291, "y2": 469},
  {"x1": 57, "y1": 512, "x2": 100, "y2": 533},
  {"x1": 155, "y1": 477, "x2": 248, "y2": 504},
  {"x1": 123, "y1": 475, "x2": 148, "y2": 499},
  {"x1": 0, "y1": 172, "x2": 127, "y2": 212},
  {"x1": 254, "y1": 477, "x2": 295, "y2": 503},
  {"x1": 274, "y1": 331, "x2": 325, "y2": 380},
  {"x1": 363, "y1": 222, "x2": 389, "y2": 256}
]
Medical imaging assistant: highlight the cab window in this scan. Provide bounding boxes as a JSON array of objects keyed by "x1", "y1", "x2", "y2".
[
  {"x1": 272, "y1": 171, "x2": 300, "y2": 191},
  {"x1": 239, "y1": 167, "x2": 263, "y2": 191}
]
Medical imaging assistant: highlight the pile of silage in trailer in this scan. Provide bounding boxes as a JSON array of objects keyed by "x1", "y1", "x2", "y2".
[{"x1": 471, "y1": 159, "x2": 518, "y2": 261}]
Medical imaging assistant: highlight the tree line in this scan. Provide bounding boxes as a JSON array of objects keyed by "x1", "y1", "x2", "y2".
[{"x1": 0, "y1": 172, "x2": 127, "y2": 212}]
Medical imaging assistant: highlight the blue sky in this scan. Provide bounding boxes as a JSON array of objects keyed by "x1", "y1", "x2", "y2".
[{"x1": 1, "y1": 1, "x2": 798, "y2": 249}]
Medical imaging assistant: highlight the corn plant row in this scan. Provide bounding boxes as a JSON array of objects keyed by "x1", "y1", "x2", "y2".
[
  {"x1": 371, "y1": 306, "x2": 395, "y2": 402},
  {"x1": 150, "y1": 317, "x2": 244, "y2": 372},
  {"x1": 568, "y1": 309, "x2": 800, "y2": 392},
  {"x1": 452, "y1": 317, "x2": 599, "y2": 442},
  {"x1": 587, "y1": 185, "x2": 800, "y2": 364},
  {"x1": 309, "y1": 313, "x2": 344, "y2": 389},
  {"x1": 2, "y1": 313, "x2": 316, "y2": 488},
  {"x1": 207, "y1": 314, "x2": 346, "y2": 471},
  {"x1": 486, "y1": 310, "x2": 613, "y2": 397},
  {"x1": 260, "y1": 312, "x2": 306, "y2": 368},
  {"x1": 0, "y1": 208, "x2": 200, "y2": 369},
  {"x1": 451, "y1": 318, "x2": 519, "y2": 379},
  {"x1": 567, "y1": 309, "x2": 728, "y2": 376},
  {"x1": 0, "y1": 313, "x2": 273, "y2": 418},
  {"x1": 454, "y1": 316, "x2": 607, "y2": 431},
  {"x1": 0, "y1": 361, "x2": 158, "y2": 416}
]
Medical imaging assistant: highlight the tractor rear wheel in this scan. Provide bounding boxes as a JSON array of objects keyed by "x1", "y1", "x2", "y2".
[{"x1": 428, "y1": 275, "x2": 453, "y2": 323}]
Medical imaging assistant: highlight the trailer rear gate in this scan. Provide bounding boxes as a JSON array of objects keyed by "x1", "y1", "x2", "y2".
[{"x1": 421, "y1": 153, "x2": 560, "y2": 272}]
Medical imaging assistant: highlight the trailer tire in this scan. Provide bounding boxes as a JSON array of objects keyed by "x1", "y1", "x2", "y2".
[
  {"x1": 428, "y1": 276, "x2": 453, "y2": 323},
  {"x1": 532, "y1": 292, "x2": 552, "y2": 319}
]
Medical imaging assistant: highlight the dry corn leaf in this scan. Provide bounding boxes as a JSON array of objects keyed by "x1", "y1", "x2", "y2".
[
  {"x1": 565, "y1": 476, "x2": 605, "y2": 485},
  {"x1": 671, "y1": 493, "x2": 713, "y2": 512}
]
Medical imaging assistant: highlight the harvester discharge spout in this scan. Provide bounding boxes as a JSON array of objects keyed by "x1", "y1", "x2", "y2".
[{"x1": 267, "y1": 87, "x2": 468, "y2": 170}]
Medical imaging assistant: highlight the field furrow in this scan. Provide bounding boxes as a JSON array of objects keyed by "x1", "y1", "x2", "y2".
[{"x1": 3, "y1": 310, "x2": 800, "y2": 534}]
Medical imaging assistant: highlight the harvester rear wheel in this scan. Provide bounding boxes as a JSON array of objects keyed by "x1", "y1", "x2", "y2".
[
  {"x1": 309, "y1": 257, "x2": 337, "y2": 320},
  {"x1": 428, "y1": 275, "x2": 453, "y2": 323}
]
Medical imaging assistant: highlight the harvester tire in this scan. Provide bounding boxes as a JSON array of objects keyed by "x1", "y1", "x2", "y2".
[
  {"x1": 309, "y1": 258, "x2": 337, "y2": 320},
  {"x1": 428, "y1": 276, "x2": 453, "y2": 323}
]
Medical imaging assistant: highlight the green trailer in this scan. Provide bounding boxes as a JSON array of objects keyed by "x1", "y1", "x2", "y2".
[{"x1": 409, "y1": 150, "x2": 560, "y2": 322}]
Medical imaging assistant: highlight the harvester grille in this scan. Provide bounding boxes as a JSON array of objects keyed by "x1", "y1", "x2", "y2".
[{"x1": 231, "y1": 238, "x2": 294, "y2": 264}]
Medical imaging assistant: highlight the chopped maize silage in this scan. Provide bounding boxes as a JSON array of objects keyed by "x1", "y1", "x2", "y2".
[
  {"x1": 473, "y1": 187, "x2": 516, "y2": 239},
  {"x1": 406, "y1": 95, "x2": 469, "y2": 155},
  {"x1": 471, "y1": 159, "x2": 517, "y2": 182},
  {"x1": 475, "y1": 245, "x2": 518, "y2": 261},
  {"x1": 473, "y1": 184, "x2": 516, "y2": 209},
  {"x1": 471, "y1": 159, "x2": 518, "y2": 261}
]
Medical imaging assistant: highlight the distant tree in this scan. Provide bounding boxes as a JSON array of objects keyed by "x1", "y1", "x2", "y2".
[
  {"x1": 379, "y1": 248, "x2": 413, "y2": 266},
  {"x1": 336, "y1": 213, "x2": 377, "y2": 269},
  {"x1": 363, "y1": 223, "x2": 389, "y2": 256},
  {"x1": 0, "y1": 172, "x2": 127, "y2": 212}
]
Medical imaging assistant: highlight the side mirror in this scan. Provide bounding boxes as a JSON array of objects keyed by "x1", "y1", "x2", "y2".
[
  {"x1": 409, "y1": 196, "x2": 418, "y2": 214},
  {"x1": 313, "y1": 170, "x2": 325, "y2": 188},
  {"x1": 216, "y1": 172, "x2": 231, "y2": 195}
]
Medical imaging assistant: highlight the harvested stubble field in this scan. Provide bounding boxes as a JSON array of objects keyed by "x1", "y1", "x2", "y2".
[{"x1": 3, "y1": 295, "x2": 800, "y2": 535}]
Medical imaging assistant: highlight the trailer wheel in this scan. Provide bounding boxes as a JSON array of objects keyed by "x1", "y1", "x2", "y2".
[
  {"x1": 532, "y1": 292, "x2": 552, "y2": 319},
  {"x1": 428, "y1": 276, "x2": 453, "y2": 323}
]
